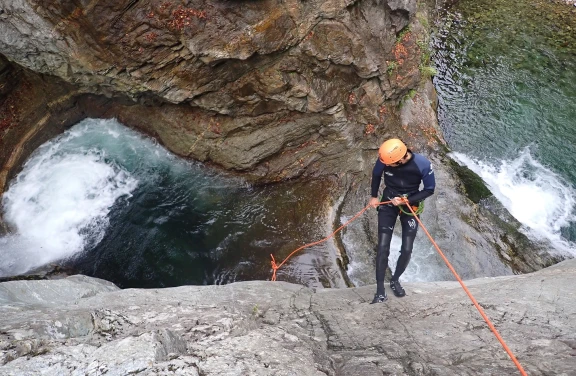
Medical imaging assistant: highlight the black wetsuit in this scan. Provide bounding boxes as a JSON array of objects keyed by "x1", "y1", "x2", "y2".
[{"x1": 371, "y1": 151, "x2": 435, "y2": 295}]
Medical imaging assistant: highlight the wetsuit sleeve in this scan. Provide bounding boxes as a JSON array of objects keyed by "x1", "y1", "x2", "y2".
[
  {"x1": 371, "y1": 159, "x2": 385, "y2": 197},
  {"x1": 407, "y1": 158, "x2": 435, "y2": 204}
]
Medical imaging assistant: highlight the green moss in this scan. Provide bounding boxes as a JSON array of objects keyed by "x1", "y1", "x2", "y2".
[
  {"x1": 399, "y1": 89, "x2": 418, "y2": 108},
  {"x1": 416, "y1": 39, "x2": 431, "y2": 66},
  {"x1": 417, "y1": 13, "x2": 429, "y2": 29},
  {"x1": 435, "y1": 136, "x2": 451, "y2": 154},
  {"x1": 448, "y1": 157, "x2": 492, "y2": 203},
  {"x1": 386, "y1": 60, "x2": 398, "y2": 75},
  {"x1": 419, "y1": 65, "x2": 437, "y2": 78},
  {"x1": 396, "y1": 25, "x2": 412, "y2": 43}
]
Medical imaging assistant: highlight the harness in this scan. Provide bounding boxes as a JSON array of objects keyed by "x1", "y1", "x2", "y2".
[
  {"x1": 399, "y1": 200, "x2": 424, "y2": 216},
  {"x1": 380, "y1": 192, "x2": 425, "y2": 216}
]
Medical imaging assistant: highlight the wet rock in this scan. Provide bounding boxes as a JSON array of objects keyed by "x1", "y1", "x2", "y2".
[
  {"x1": 0, "y1": 0, "x2": 422, "y2": 184},
  {"x1": 0, "y1": 0, "x2": 564, "y2": 287},
  {"x1": 0, "y1": 264, "x2": 79, "y2": 283}
]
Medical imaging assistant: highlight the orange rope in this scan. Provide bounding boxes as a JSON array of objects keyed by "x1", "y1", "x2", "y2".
[
  {"x1": 270, "y1": 200, "x2": 392, "y2": 282},
  {"x1": 270, "y1": 198, "x2": 528, "y2": 375},
  {"x1": 403, "y1": 198, "x2": 528, "y2": 376}
]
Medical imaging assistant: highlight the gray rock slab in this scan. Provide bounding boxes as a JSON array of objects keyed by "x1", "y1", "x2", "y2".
[
  {"x1": 0, "y1": 275, "x2": 118, "y2": 306},
  {"x1": 0, "y1": 261, "x2": 575, "y2": 375}
]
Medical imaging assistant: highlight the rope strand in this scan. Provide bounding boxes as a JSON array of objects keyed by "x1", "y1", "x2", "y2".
[
  {"x1": 403, "y1": 198, "x2": 527, "y2": 376},
  {"x1": 270, "y1": 200, "x2": 391, "y2": 281}
]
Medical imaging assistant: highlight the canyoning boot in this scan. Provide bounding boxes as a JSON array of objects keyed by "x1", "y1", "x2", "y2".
[
  {"x1": 370, "y1": 291, "x2": 388, "y2": 304},
  {"x1": 390, "y1": 280, "x2": 406, "y2": 297}
]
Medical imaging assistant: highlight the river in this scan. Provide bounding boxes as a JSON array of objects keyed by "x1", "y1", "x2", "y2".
[
  {"x1": 433, "y1": 0, "x2": 576, "y2": 256},
  {"x1": 0, "y1": 119, "x2": 344, "y2": 288}
]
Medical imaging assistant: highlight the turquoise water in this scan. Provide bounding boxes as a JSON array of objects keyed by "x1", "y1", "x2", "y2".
[
  {"x1": 433, "y1": 0, "x2": 576, "y2": 253},
  {"x1": 0, "y1": 119, "x2": 340, "y2": 288}
]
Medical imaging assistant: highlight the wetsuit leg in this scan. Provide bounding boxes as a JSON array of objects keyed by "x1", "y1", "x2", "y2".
[
  {"x1": 375, "y1": 205, "x2": 399, "y2": 295},
  {"x1": 392, "y1": 213, "x2": 419, "y2": 281}
]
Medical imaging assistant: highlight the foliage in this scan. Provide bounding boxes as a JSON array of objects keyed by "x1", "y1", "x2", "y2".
[
  {"x1": 419, "y1": 65, "x2": 437, "y2": 78},
  {"x1": 406, "y1": 89, "x2": 417, "y2": 99},
  {"x1": 396, "y1": 26, "x2": 411, "y2": 43},
  {"x1": 400, "y1": 89, "x2": 417, "y2": 107},
  {"x1": 417, "y1": 13, "x2": 429, "y2": 29},
  {"x1": 386, "y1": 60, "x2": 398, "y2": 75},
  {"x1": 416, "y1": 39, "x2": 431, "y2": 65}
]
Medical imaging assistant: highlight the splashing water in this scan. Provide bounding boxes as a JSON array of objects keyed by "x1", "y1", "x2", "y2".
[
  {"x1": 0, "y1": 118, "x2": 342, "y2": 287},
  {"x1": 1, "y1": 126, "x2": 138, "y2": 276},
  {"x1": 432, "y1": 0, "x2": 576, "y2": 257},
  {"x1": 451, "y1": 149, "x2": 576, "y2": 254}
]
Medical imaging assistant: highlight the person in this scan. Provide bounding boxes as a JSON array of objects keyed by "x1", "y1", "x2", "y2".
[{"x1": 368, "y1": 138, "x2": 435, "y2": 304}]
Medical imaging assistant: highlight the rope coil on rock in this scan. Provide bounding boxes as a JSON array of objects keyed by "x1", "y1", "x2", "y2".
[{"x1": 270, "y1": 197, "x2": 528, "y2": 376}]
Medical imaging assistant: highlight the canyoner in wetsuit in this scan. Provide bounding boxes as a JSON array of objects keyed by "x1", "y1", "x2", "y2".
[{"x1": 368, "y1": 139, "x2": 435, "y2": 304}]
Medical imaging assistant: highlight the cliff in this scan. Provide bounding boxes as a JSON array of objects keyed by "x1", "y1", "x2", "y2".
[
  {"x1": 0, "y1": 1, "x2": 574, "y2": 374},
  {"x1": 1, "y1": 260, "x2": 575, "y2": 375},
  {"x1": 0, "y1": 0, "x2": 426, "y2": 183},
  {"x1": 0, "y1": 0, "x2": 562, "y2": 280}
]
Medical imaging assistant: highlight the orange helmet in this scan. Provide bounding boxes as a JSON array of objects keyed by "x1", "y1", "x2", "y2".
[{"x1": 378, "y1": 139, "x2": 407, "y2": 164}]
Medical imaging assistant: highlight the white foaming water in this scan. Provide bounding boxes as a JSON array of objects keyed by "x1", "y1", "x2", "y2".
[
  {"x1": 0, "y1": 120, "x2": 139, "y2": 277},
  {"x1": 346, "y1": 234, "x2": 443, "y2": 285},
  {"x1": 387, "y1": 235, "x2": 441, "y2": 282},
  {"x1": 451, "y1": 149, "x2": 576, "y2": 255},
  {"x1": 343, "y1": 221, "x2": 443, "y2": 285}
]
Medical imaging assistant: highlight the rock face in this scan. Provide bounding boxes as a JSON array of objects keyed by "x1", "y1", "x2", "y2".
[
  {"x1": 0, "y1": 3, "x2": 573, "y2": 373},
  {"x1": 0, "y1": 0, "x2": 564, "y2": 282},
  {"x1": 0, "y1": 0, "x2": 424, "y2": 181},
  {"x1": 1, "y1": 261, "x2": 575, "y2": 375},
  {"x1": 1, "y1": 0, "x2": 417, "y2": 102}
]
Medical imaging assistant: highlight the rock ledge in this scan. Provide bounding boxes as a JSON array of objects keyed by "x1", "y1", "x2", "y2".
[{"x1": 1, "y1": 260, "x2": 575, "y2": 375}]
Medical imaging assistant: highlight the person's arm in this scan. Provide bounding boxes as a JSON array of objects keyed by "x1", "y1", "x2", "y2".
[
  {"x1": 407, "y1": 158, "x2": 435, "y2": 204},
  {"x1": 370, "y1": 159, "x2": 385, "y2": 207}
]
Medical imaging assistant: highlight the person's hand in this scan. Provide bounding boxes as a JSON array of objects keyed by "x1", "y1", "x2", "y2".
[
  {"x1": 391, "y1": 196, "x2": 408, "y2": 206},
  {"x1": 369, "y1": 197, "x2": 380, "y2": 208}
]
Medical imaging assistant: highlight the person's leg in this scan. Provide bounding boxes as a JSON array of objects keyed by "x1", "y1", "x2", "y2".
[
  {"x1": 390, "y1": 213, "x2": 419, "y2": 297},
  {"x1": 372, "y1": 205, "x2": 398, "y2": 302}
]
